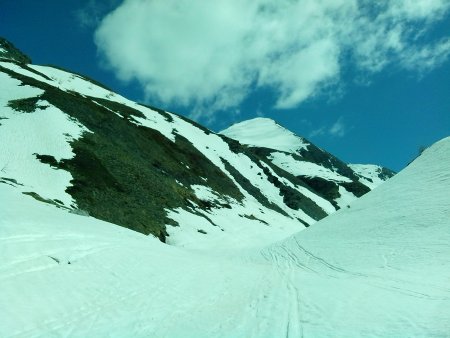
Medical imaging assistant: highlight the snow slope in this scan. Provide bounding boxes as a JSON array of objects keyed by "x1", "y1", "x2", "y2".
[
  {"x1": 221, "y1": 117, "x2": 309, "y2": 153},
  {"x1": 0, "y1": 72, "x2": 88, "y2": 207},
  {"x1": 1, "y1": 136, "x2": 449, "y2": 337},
  {"x1": 263, "y1": 136, "x2": 450, "y2": 336},
  {"x1": 270, "y1": 151, "x2": 352, "y2": 182}
]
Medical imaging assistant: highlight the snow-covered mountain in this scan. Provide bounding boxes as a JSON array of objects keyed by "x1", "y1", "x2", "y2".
[
  {"x1": 221, "y1": 118, "x2": 395, "y2": 209},
  {"x1": 0, "y1": 37, "x2": 393, "y2": 249},
  {"x1": 220, "y1": 117, "x2": 309, "y2": 153}
]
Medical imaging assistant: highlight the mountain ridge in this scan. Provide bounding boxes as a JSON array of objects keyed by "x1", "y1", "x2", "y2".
[{"x1": 0, "y1": 37, "x2": 394, "y2": 247}]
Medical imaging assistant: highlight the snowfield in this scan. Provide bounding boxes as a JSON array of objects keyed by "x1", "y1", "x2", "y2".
[
  {"x1": 221, "y1": 117, "x2": 309, "y2": 153},
  {"x1": 0, "y1": 73, "x2": 89, "y2": 208},
  {"x1": 1, "y1": 135, "x2": 449, "y2": 337}
]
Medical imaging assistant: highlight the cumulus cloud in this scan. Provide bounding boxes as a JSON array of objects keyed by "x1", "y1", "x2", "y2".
[{"x1": 94, "y1": 0, "x2": 450, "y2": 117}]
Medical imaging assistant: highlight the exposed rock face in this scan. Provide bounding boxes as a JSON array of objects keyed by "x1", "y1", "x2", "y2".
[{"x1": 0, "y1": 37, "x2": 32, "y2": 64}]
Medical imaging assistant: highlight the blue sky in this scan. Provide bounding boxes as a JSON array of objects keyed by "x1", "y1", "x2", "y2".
[{"x1": 1, "y1": 0, "x2": 449, "y2": 171}]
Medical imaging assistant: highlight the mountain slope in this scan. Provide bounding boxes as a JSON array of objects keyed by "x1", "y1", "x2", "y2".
[
  {"x1": 0, "y1": 37, "x2": 32, "y2": 64},
  {"x1": 0, "y1": 38, "x2": 393, "y2": 248},
  {"x1": 221, "y1": 118, "x2": 394, "y2": 209},
  {"x1": 1, "y1": 134, "x2": 448, "y2": 337},
  {"x1": 261, "y1": 136, "x2": 450, "y2": 336}
]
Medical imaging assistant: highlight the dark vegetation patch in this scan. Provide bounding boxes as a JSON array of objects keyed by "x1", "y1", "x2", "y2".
[
  {"x1": 1, "y1": 66, "x2": 244, "y2": 241},
  {"x1": 0, "y1": 37, "x2": 32, "y2": 64},
  {"x1": 378, "y1": 167, "x2": 396, "y2": 180},
  {"x1": 249, "y1": 146, "x2": 377, "y2": 213},
  {"x1": 301, "y1": 177, "x2": 340, "y2": 209},
  {"x1": 233, "y1": 146, "x2": 330, "y2": 221},
  {"x1": 221, "y1": 158, "x2": 288, "y2": 216},
  {"x1": 296, "y1": 217, "x2": 310, "y2": 227},
  {"x1": 297, "y1": 141, "x2": 359, "y2": 181},
  {"x1": 0, "y1": 177, "x2": 23, "y2": 187},
  {"x1": 0, "y1": 58, "x2": 52, "y2": 81},
  {"x1": 166, "y1": 218, "x2": 180, "y2": 227},
  {"x1": 219, "y1": 135, "x2": 248, "y2": 154},
  {"x1": 34, "y1": 154, "x2": 59, "y2": 168},
  {"x1": 52, "y1": 99, "x2": 242, "y2": 241},
  {"x1": 91, "y1": 97, "x2": 146, "y2": 121},
  {"x1": 259, "y1": 164, "x2": 327, "y2": 221},
  {"x1": 22, "y1": 191, "x2": 67, "y2": 209},
  {"x1": 341, "y1": 181, "x2": 370, "y2": 198},
  {"x1": 241, "y1": 214, "x2": 269, "y2": 225},
  {"x1": 137, "y1": 103, "x2": 173, "y2": 122},
  {"x1": 7, "y1": 97, "x2": 48, "y2": 113}
]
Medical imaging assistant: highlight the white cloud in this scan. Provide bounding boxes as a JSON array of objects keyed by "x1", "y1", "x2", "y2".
[
  {"x1": 94, "y1": 0, "x2": 450, "y2": 117},
  {"x1": 309, "y1": 127, "x2": 326, "y2": 138},
  {"x1": 329, "y1": 118, "x2": 347, "y2": 137},
  {"x1": 309, "y1": 117, "x2": 347, "y2": 138}
]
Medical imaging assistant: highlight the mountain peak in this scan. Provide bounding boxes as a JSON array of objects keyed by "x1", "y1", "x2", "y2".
[
  {"x1": 220, "y1": 117, "x2": 309, "y2": 153},
  {"x1": 0, "y1": 37, "x2": 32, "y2": 64}
]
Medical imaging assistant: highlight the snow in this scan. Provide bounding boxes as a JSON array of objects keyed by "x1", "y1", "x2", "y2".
[
  {"x1": 1, "y1": 136, "x2": 449, "y2": 337},
  {"x1": 220, "y1": 117, "x2": 309, "y2": 153},
  {"x1": 166, "y1": 197, "x2": 304, "y2": 252},
  {"x1": 0, "y1": 182, "x2": 287, "y2": 337},
  {"x1": 349, "y1": 163, "x2": 389, "y2": 189},
  {"x1": 334, "y1": 185, "x2": 357, "y2": 208},
  {"x1": 0, "y1": 71, "x2": 44, "y2": 101},
  {"x1": 126, "y1": 104, "x2": 177, "y2": 142},
  {"x1": 0, "y1": 61, "x2": 49, "y2": 83},
  {"x1": 0, "y1": 73, "x2": 88, "y2": 207},
  {"x1": 262, "y1": 136, "x2": 450, "y2": 336},
  {"x1": 270, "y1": 151, "x2": 352, "y2": 182},
  {"x1": 30, "y1": 65, "x2": 120, "y2": 101},
  {"x1": 0, "y1": 61, "x2": 127, "y2": 105},
  {"x1": 191, "y1": 184, "x2": 224, "y2": 202},
  {"x1": 269, "y1": 151, "x2": 356, "y2": 211}
]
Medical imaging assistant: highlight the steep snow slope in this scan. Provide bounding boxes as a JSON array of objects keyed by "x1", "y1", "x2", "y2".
[
  {"x1": 220, "y1": 117, "x2": 308, "y2": 153},
  {"x1": 1, "y1": 137, "x2": 448, "y2": 337}
]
